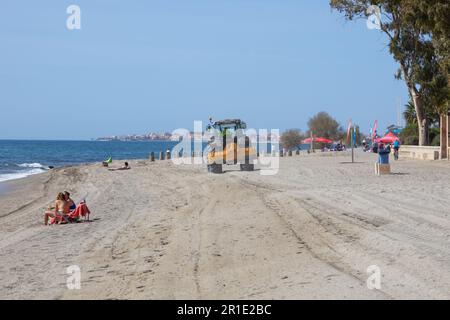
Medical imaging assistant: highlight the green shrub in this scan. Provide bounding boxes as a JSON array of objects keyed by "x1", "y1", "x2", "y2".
[
  {"x1": 403, "y1": 136, "x2": 419, "y2": 145},
  {"x1": 431, "y1": 134, "x2": 441, "y2": 146},
  {"x1": 429, "y1": 127, "x2": 440, "y2": 146},
  {"x1": 400, "y1": 124, "x2": 419, "y2": 146}
]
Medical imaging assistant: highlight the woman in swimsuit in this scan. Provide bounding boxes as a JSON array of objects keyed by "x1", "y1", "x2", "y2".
[
  {"x1": 64, "y1": 191, "x2": 76, "y2": 211},
  {"x1": 44, "y1": 192, "x2": 70, "y2": 225}
]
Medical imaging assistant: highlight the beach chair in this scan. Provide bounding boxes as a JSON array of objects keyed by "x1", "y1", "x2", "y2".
[
  {"x1": 67, "y1": 201, "x2": 91, "y2": 222},
  {"x1": 102, "y1": 156, "x2": 113, "y2": 167}
]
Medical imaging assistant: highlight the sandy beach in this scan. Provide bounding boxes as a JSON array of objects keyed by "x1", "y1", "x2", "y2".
[{"x1": 1, "y1": 152, "x2": 450, "y2": 300}]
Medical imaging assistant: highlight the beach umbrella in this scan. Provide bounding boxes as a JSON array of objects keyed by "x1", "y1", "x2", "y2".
[
  {"x1": 303, "y1": 137, "x2": 333, "y2": 144},
  {"x1": 376, "y1": 132, "x2": 400, "y2": 144}
]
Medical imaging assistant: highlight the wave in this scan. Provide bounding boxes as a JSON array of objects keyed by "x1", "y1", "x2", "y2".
[
  {"x1": 0, "y1": 168, "x2": 48, "y2": 183},
  {"x1": 17, "y1": 163, "x2": 46, "y2": 169}
]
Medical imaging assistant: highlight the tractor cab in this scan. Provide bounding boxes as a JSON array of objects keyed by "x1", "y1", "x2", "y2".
[{"x1": 206, "y1": 119, "x2": 247, "y2": 135}]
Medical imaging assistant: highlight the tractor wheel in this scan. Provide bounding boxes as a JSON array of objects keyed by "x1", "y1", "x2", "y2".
[
  {"x1": 208, "y1": 163, "x2": 223, "y2": 174},
  {"x1": 240, "y1": 164, "x2": 254, "y2": 172}
]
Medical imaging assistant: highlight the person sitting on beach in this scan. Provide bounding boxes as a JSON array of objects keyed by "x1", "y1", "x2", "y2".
[
  {"x1": 44, "y1": 192, "x2": 70, "y2": 225},
  {"x1": 64, "y1": 191, "x2": 76, "y2": 211},
  {"x1": 109, "y1": 162, "x2": 131, "y2": 171},
  {"x1": 372, "y1": 142, "x2": 379, "y2": 154}
]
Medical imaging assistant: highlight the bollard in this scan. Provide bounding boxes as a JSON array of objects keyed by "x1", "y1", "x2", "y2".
[
  {"x1": 166, "y1": 150, "x2": 171, "y2": 160},
  {"x1": 159, "y1": 151, "x2": 165, "y2": 160},
  {"x1": 288, "y1": 150, "x2": 293, "y2": 157},
  {"x1": 150, "y1": 152, "x2": 155, "y2": 162},
  {"x1": 280, "y1": 150, "x2": 284, "y2": 157},
  {"x1": 296, "y1": 150, "x2": 300, "y2": 155}
]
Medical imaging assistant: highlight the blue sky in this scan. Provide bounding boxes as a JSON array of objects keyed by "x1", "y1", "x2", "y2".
[{"x1": 0, "y1": 0, "x2": 408, "y2": 140}]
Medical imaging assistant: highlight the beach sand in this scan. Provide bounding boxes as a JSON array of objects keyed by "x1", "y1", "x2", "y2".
[{"x1": 1, "y1": 152, "x2": 450, "y2": 299}]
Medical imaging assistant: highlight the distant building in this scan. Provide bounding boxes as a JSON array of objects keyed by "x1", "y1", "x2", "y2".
[{"x1": 96, "y1": 131, "x2": 175, "y2": 141}]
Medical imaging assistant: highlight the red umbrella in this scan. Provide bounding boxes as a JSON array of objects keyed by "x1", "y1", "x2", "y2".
[
  {"x1": 376, "y1": 132, "x2": 400, "y2": 144},
  {"x1": 303, "y1": 137, "x2": 333, "y2": 144}
]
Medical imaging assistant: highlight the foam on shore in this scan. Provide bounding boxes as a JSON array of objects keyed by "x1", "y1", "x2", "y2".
[{"x1": 0, "y1": 163, "x2": 48, "y2": 183}]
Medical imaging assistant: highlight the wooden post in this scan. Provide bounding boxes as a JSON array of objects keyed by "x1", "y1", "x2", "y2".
[
  {"x1": 296, "y1": 150, "x2": 300, "y2": 155},
  {"x1": 288, "y1": 150, "x2": 293, "y2": 157},
  {"x1": 351, "y1": 127, "x2": 355, "y2": 163},
  {"x1": 280, "y1": 149, "x2": 284, "y2": 157},
  {"x1": 150, "y1": 152, "x2": 155, "y2": 162},
  {"x1": 159, "y1": 151, "x2": 164, "y2": 160},
  {"x1": 166, "y1": 150, "x2": 171, "y2": 160},
  {"x1": 440, "y1": 113, "x2": 448, "y2": 159}
]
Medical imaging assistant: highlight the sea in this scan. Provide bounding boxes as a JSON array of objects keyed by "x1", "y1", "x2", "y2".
[{"x1": 0, "y1": 140, "x2": 184, "y2": 183}]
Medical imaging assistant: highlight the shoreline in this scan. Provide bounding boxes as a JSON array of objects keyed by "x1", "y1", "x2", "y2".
[
  {"x1": 0, "y1": 182, "x2": 7, "y2": 194},
  {"x1": 0, "y1": 139, "x2": 183, "y2": 186},
  {"x1": 0, "y1": 169, "x2": 49, "y2": 186},
  {"x1": 0, "y1": 149, "x2": 339, "y2": 186}
]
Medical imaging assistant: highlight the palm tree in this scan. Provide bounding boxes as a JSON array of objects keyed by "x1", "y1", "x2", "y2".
[{"x1": 403, "y1": 101, "x2": 417, "y2": 125}]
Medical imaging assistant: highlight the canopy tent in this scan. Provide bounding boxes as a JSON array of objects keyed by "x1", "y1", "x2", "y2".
[
  {"x1": 375, "y1": 132, "x2": 400, "y2": 144},
  {"x1": 303, "y1": 137, "x2": 333, "y2": 144}
]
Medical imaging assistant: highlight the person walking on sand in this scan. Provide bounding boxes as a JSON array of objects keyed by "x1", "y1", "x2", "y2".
[
  {"x1": 393, "y1": 139, "x2": 400, "y2": 160},
  {"x1": 44, "y1": 192, "x2": 70, "y2": 225}
]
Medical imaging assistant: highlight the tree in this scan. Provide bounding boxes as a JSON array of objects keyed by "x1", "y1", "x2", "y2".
[
  {"x1": 330, "y1": 0, "x2": 449, "y2": 146},
  {"x1": 354, "y1": 125, "x2": 363, "y2": 145},
  {"x1": 400, "y1": 123, "x2": 419, "y2": 145},
  {"x1": 409, "y1": 0, "x2": 449, "y2": 90},
  {"x1": 403, "y1": 99, "x2": 439, "y2": 126},
  {"x1": 280, "y1": 129, "x2": 303, "y2": 150},
  {"x1": 307, "y1": 112, "x2": 342, "y2": 140},
  {"x1": 409, "y1": 0, "x2": 449, "y2": 150},
  {"x1": 402, "y1": 99, "x2": 440, "y2": 145},
  {"x1": 403, "y1": 100, "x2": 417, "y2": 125}
]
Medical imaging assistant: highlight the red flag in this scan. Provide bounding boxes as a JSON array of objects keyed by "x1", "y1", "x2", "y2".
[{"x1": 372, "y1": 120, "x2": 378, "y2": 140}]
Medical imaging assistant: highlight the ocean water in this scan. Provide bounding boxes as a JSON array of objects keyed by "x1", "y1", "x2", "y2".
[{"x1": 0, "y1": 140, "x2": 183, "y2": 182}]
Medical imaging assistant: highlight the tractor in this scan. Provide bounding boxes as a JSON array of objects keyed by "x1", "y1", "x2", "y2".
[{"x1": 205, "y1": 119, "x2": 256, "y2": 174}]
